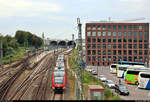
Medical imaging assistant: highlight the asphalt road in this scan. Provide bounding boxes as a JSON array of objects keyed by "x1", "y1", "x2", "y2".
[{"x1": 86, "y1": 66, "x2": 150, "y2": 100}]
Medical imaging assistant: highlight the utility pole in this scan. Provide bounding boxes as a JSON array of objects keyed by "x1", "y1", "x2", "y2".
[
  {"x1": 0, "y1": 39, "x2": 3, "y2": 66},
  {"x1": 72, "y1": 34, "x2": 75, "y2": 51},
  {"x1": 77, "y1": 18, "x2": 84, "y2": 100}
]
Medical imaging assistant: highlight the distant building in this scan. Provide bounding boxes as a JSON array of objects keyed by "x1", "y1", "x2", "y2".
[{"x1": 85, "y1": 22, "x2": 149, "y2": 66}]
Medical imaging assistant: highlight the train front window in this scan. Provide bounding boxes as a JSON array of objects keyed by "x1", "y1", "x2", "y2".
[
  {"x1": 55, "y1": 77, "x2": 64, "y2": 84},
  {"x1": 54, "y1": 71, "x2": 64, "y2": 77}
]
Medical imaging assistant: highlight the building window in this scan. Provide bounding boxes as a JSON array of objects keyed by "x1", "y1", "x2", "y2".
[
  {"x1": 113, "y1": 32, "x2": 116, "y2": 36},
  {"x1": 108, "y1": 38, "x2": 111, "y2": 42},
  {"x1": 97, "y1": 25, "x2": 101, "y2": 30},
  {"x1": 128, "y1": 32, "x2": 132, "y2": 36},
  {"x1": 103, "y1": 50, "x2": 106, "y2": 55},
  {"x1": 108, "y1": 56, "x2": 111, "y2": 61},
  {"x1": 103, "y1": 56, "x2": 106, "y2": 61},
  {"x1": 87, "y1": 38, "x2": 91, "y2": 42},
  {"x1": 139, "y1": 25, "x2": 143, "y2": 30},
  {"x1": 103, "y1": 39, "x2": 106, "y2": 42},
  {"x1": 113, "y1": 38, "x2": 116, "y2": 42},
  {"x1": 118, "y1": 38, "x2": 122, "y2": 42},
  {"x1": 87, "y1": 32, "x2": 91, "y2": 36},
  {"x1": 92, "y1": 56, "x2": 96, "y2": 61},
  {"x1": 113, "y1": 56, "x2": 117, "y2": 61},
  {"x1": 98, "y1": 50, "x2": 101, "y2": 55},
  {"x1": 124, "y1": 25, "x2": 127, "y2": 30},
  {"x1": 134, "y1": 25, "x2": 137, "y2": 30},
  {"x1": 128, "y1": 56, "x2": 132, "y2": 61},
  {"x1": 123, "y1": 57, "x2": 127, "y2": 61},
  {"x1": 118, "y1": 25, "x2": 122, "y2": 30},
  {"x1": 128, "y1": 44, "x2": 132, "y2": 49},
  {"x1": 108, "y1": 50, "x2": 111, "y2": 55},
  {"x1": 103, "y1": 32, "x2": 106, "y2": 36},
  {"x1": 134, "y1": 32, "x2": 137, "y2": 36},
  {"x1": 134, "y1": 50, "x2": 137, "y2": 55},
  {"x1": 97, "y1": 32, "x2": 101, "y2": 36},
  {"x1": 128, "y1": 25, "x2": 132, "y2": 30},
  {"x1": 144, "y1": 44, "x2": 148, "y2": 49},
  {"x1": 88, "y1": 50, "x2": 91, "y2": 55},
  {"x1": 92, "y1": 44, "x2": 96, "y2": 49},
  {"x1": 92, "y1": 32, "x2": 96, "y2": 36},
  {"x1": 139, "y1": 56, "x2": 143, "y2": 61},
  {"x1": 102, "y1": 25, "x2": 106, "y2": 30},
  {"x1": 113, "y1": 50, "x2": 116, "y2": 55},
  {"x1": 124, "y1": 50, "x2": 127, "y2": 55},
  {"x1": 118, "y1": 56, "x2": 122, "y2": 61},
  {"x1": 118, "y1": 50, "x2": 121, "y2": 55},
  {"x1": 108, "y1": 44, "x2": 111, "y2": 49},
  {"x1": 128, "y1": 50, "x2": 132, "y2": 55},
  {"x1": 118, "y1": 32, "x2": 122, "y2": 36},
  {"x1": 139, "y1": 50, "x2": 142, "y2": 55},
  {"x1": 97, "y1": 38, "x2": 101, "y2": 42},
  {"x1": 134, "y1": 37, "x2": 137, "y2": 42},
  {"x1": 144, "y1": 25, "x2": 148, "y2": 30},
  {"x1": 134, "y1": 56, "x2": 137, "y2": 61},
  {"x1": 134, "y1": 44, "x2": 137, "y2": 49},
  {"x1": 92, "y1": 25, "x2": 96, "y2": 30},
  {"x1": 123, "y1": 38, "x2": 127, "y2": 42},
  {"x1": 92, "y1": 38, "x2": 96, "y2": 42},
  {"x1": 87, "y1": 25, "x2": 91, "y2": 30},
  {"x1": 113, "y1": 44, "x2": 116, "y2": 48},
  {"x1": 87, "y1": 44, "x2": 91, "y2": 48},
  {"x1": 139, "y1": 44, "x2": 142, "y2": 48},
  {"x1": 98, "y1": 56, "x2": 101, "y2": 61},
  {"x1": 88, "y1": 56, "x2": 91, "y2": 61},
  {"x1": 113, "y1": 25, "x2": 116, "y2": 30},
  {"x1": 103, "y1": 44, "x2": 106, "y2": 48},
  {"x1": 118, "y1": 44, "x2": 122, "y2": 48},
  {"x1": 108, "y1": 32, "x2": 111, "y2": 36},
  {"x1": 144, "y1": 37, "x2": 148, "y2": 42},
  {"x1": 92, "y1": 50, "x2": 96, "y2": 55},
  {"x1": 108, "y1": 25, "x2": 111, "y2": 30},
  {"x1": 97, "y1": 44, "x2": 101, "y2": 49},
  {"x1": 123, "y1": 44, "x2": 127, "y2": 48},
  {"x1": 144, "y1": 50, "x2": 148, "y2": 55},
  {"x1": 128, "y1": 38, "x2": 132, "y2": 42},
  {"x1": 124, "y1": 32, "x2": 127, "y2": 36}
]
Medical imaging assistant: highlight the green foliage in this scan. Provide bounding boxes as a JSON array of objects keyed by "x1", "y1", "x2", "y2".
[
  {"x1": 15, "y1": 30, "x2": 43, "y2": 48},
  {"x1": 112, "y1": 96, "x2": 121, "y2": 100},
  {"x1": 104, "y1": 88, "x2": 112, "y2": 99}
]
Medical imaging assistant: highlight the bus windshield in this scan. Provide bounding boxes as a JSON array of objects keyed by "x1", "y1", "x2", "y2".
[
  {"x1": 111, "y1": 65, "x2": 116, "y2": 68},
  {"x1": 140, "y1": 73, "x2": 150, "y2": 78},
  {"x1": 127, "y1": 71, "x2": 140, "y2": 75}
]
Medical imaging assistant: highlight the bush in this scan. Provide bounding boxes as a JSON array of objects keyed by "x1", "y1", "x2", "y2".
[
  {"x1": 112, "y1": 96, "x2": 121, "y2": 100},
  {"x1": 104, "y1": 88, "x2": 112, "y2": 99}
]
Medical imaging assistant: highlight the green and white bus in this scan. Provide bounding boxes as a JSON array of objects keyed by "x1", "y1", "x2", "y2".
[
  {"x1": 116, "y1": 65, "x2": 130, "y2": 78},
  {"x1": 124, "y1": 67, "x2": 147, "y2": 85}
]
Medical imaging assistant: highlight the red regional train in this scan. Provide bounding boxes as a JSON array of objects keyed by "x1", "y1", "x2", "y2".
[{"x1": 52, "y1": 69, "x2": 66, "y2": 91}]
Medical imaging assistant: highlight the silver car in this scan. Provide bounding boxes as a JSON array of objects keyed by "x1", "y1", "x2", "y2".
[
  {"x1": 98, "y1": 75, "x2": 107, "y2": 82},
  {"x1": 105, "y1": 80, "x2": 115, "y2": 88}
]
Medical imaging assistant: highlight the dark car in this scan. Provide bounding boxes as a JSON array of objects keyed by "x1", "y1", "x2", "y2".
[{"x1": 114, "y1": 84, "x2": 129, "y2": 96}]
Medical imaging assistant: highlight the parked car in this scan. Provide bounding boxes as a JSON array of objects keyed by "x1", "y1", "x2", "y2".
[
  {"x1": 92, "y1": 70, "x2": 97, "y2": 75},
  {"x1": 114, "y1": 84, "x2": 129, "y2": 96},
  {"x1": 98, "y1": 75, "x2": 107, "y2": 82},
  {"x1": 105, "y1": 80, "x2": 115, "y2": 88}
]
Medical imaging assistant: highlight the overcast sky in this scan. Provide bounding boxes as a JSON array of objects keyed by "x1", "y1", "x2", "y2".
[{"x1": 0, "y1": 0, "x2": 150, "y2": 40}]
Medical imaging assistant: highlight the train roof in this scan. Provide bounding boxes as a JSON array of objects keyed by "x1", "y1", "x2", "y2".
[{"x1": 54, "y1": 71, "x2": 65, "y2": 77}]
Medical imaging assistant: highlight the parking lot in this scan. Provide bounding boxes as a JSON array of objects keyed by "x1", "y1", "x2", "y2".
[{"x1": 86, "y1": 66, "x2": 150, "y2": 100}]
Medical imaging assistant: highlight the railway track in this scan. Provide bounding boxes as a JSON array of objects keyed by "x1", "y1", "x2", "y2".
[
  {"x1": 0, "y1": 50, "x2": 44, "y2": 100},
  {"x1": 6, "y1": 49, "x2": 66, "y2": 100},
  {"x1": 52, "y1": 92, "x2": 64, "y2": 100}
]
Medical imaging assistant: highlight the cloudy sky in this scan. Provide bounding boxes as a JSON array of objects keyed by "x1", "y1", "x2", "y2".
[{"x1": 0, "y1": 0, "x2": 150, "y2": 40}]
